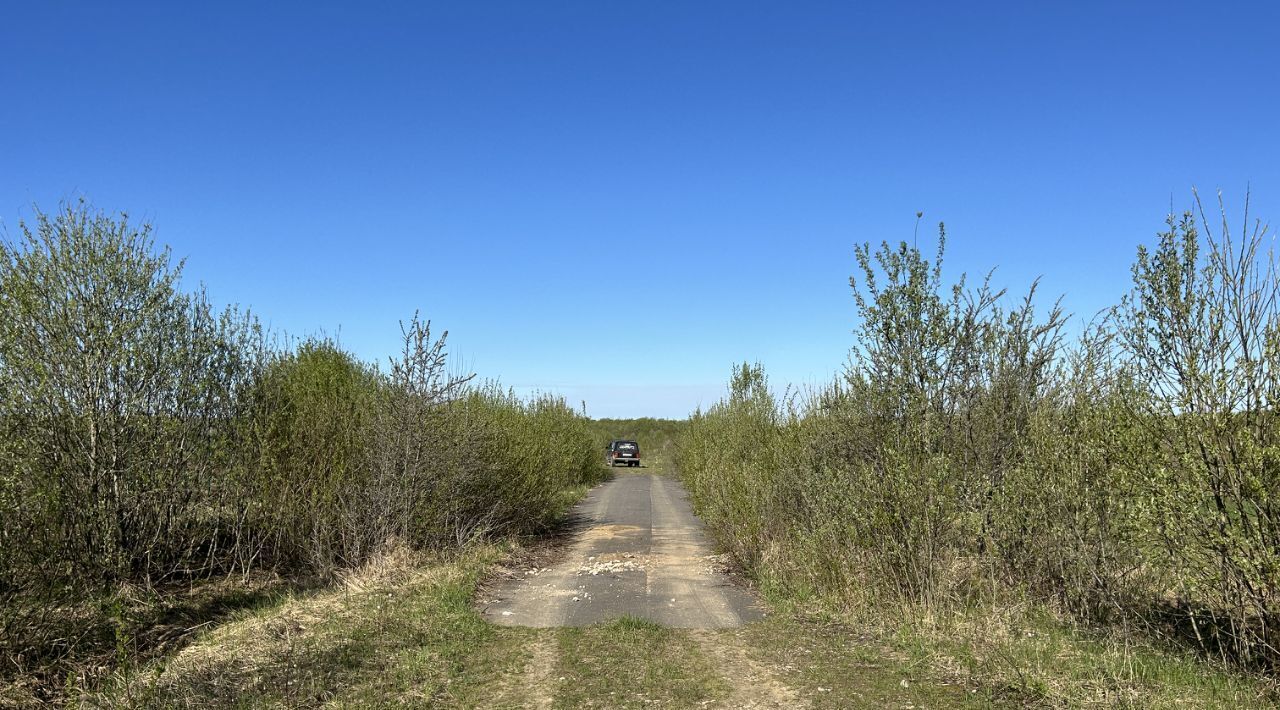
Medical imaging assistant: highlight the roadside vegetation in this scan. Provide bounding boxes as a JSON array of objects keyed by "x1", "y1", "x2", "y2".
[
  {"x1": 679, "y1": 191, "x2": 1280, "y2": 705},
  {"x1": 7, "y1": 193, "x2": 1279, "y2": 707},
  {"x1": 0, "y1": 202, "x2": 603, "y2": 705},
  {"x1": 87, "y1": 545, "x2": 518, "y2": 708},
  {"x1": 87, "y1": 543, "x2": 981, "y2": 708}
]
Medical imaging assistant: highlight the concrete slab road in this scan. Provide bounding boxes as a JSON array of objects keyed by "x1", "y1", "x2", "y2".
[{"x1": 482, "y1": 473, "x2": 766, "y2": 628}]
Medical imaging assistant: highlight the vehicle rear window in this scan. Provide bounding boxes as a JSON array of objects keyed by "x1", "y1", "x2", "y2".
[{"x1": 616, "y1": 442, "x2": 637, "y2": 450}]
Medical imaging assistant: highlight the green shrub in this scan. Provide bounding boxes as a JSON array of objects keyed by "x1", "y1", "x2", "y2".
[
  {"x1": 680, "y1": 364, "x2": 788, "y2": 571},
  {"x1": 244, "y1": 324, "x2": 605, "y2": 576},
  {"x1": 1112, "y1": 196, "x2": 1280, "y2": 665},
  {"x1": 986, "y1": 339, "x2": 1149, "y2": 615},
  {"x1": 246, "y1": 339, "x2": 381, "y2": 574},
  {"x1": 683, "y1": 228, "x2": 1067, "y2": 605},
  {"x1": 439, "y1": 386, "x2": 602, "y2": 540},
  {"x1": 680, "y1": 195, "x2": 1280, "y2": 672},
  {"x1": 0, "y1": 201, "x2": 263, "y2": 588},
  {"x1": 0, "y1": 202, "x2": 605, "y2": 696}
]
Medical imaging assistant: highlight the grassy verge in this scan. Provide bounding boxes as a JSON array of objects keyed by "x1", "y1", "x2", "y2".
[
  {"x1": 888, "y1": 606, "x2": 1276, "y2": 707},
  {"x1": 1, "y1": 575, "x2": 305, "y2": 707},
  {"x1": 737, "y1": 617, "x2": 985, "y2": 708},
  {"x1": 4, "y1": 480, "x2": 604, "y2": 708},
  {"x1": 552, "y1": 617, "x2": 728, "y2": 708},
  {"x1": 78, "y1": 540, "x2": 1259, "y2": 707},
  {"x1": 87, "y1": 545, "x2": 523, "y2": 708},
  {"x1": 748, "y1": 584, "x2": 1275, "y2": 708},
  {"x1": 84, "y1": 550, "x2": 735, "y2": 709}
]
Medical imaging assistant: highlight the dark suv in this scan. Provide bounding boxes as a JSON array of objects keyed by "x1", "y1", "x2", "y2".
[{"x1": 606, "y1": 439, "x2": 641, "y2": 467}]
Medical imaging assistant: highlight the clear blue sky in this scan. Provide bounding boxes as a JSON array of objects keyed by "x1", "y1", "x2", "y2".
[{"x1": 3, "y1": 2, "x2": 1277, "y2": 418}]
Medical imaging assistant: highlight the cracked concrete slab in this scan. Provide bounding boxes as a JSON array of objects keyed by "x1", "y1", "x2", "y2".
[{"x1": 481, "y1": 473, "x2": 766, "y2": 628}]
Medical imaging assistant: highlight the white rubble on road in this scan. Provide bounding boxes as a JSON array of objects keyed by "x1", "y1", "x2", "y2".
[{"x1": 576, "y1": 554, "x2": 647, "y2": 576}]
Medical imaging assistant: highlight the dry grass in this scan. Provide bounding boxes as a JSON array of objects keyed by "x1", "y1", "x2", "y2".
[
  {"x1": 733, "y1": 548, "x2": 1279, "y2": 707},
  {"x1": 911, "y1": 609, "x2": 1278, "y2": 707},
  {"x1": 551, "y1": 616, "x2": 730, "y2": 708},
  {"x1": 1, "y1": 571, "x2": 300, "y2": 708},
  {"x1": 817, "y1": 596, "x2": 1280, "y2": 708},
  {"x1": 84, "y1": 543, "x2": 524, "y2": 708}
]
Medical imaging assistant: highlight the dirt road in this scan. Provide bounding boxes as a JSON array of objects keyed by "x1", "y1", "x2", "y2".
[{"x1": 482, "y1": 472, "x2": 765, "y2": 628}]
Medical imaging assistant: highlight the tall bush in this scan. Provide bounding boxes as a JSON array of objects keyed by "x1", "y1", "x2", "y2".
[
  {"x1": 246, "y1": 320, "x2": 604, "y2": 576},
  {"x1": 247, "y1": 340, "x2": 380, "y2": 574},
  {"x1": 680, "y1": 364, "x2": 786, "y2": 571},
  {"x1": 0, "y1": 200, "x2": 607, "y2": 698},
  {"x1": 679, "y1": 193, "x2": 1280, "y2": 672},
  {"x1": 1113, "y1": 194, "x2": 1280, "y2": 664},
  {"x1": 0, "y1": 202, "x2": 262, "y2": 587}
]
